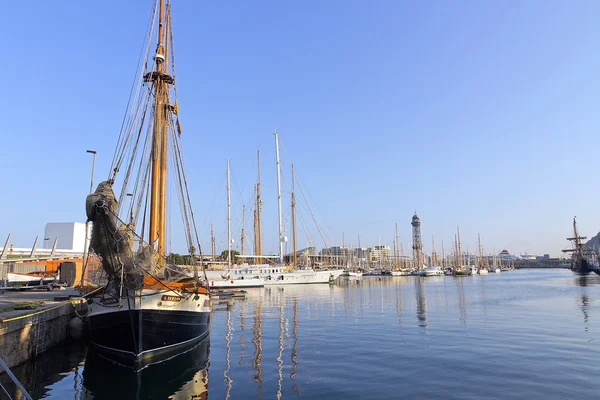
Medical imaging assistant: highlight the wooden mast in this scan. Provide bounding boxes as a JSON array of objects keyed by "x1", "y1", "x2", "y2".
[
  {"x1": 241, "y1": 205, "x2": 245, "y2": 257},
  {"x1": 149, "y1": 0, "x2": 172, "y2": 258},
  {"x1": 211, "y1": 223, "x2": 215, "y2": 262},
  {"x1": 256, "y1": 150, "x2": 262, "y2": 263},
  {"x1": 227, "y1": 161, "x2": 231, "y2": 269},
  {"x1": 394, "y1": 223, "x2": 398, "y2": 270},
  {"x1": 291, "y1": 164, "x2": 297, "y2": 268},
  {"x1": 253, "y1": 184, "x2": 257, "y2": 263},
  {"x1": 477, "y1": 233, "x2": 482, "y2": 268}
]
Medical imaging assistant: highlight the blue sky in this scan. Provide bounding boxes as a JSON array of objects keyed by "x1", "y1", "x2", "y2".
[{"x1": 1, "y1": 1, "x2": 600, "y2": 257}]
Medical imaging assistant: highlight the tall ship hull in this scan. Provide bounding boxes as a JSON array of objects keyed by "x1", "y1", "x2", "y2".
[
  {"x1": 87, "y1": 285, "x2": 211, "y2": 365},
  {"x1": 571, "y1": 259, "x2": 592, "y2": 275}
]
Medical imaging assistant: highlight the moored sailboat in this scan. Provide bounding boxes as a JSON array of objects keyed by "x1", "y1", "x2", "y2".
[
  {"x1": 84, "y1": 0, "x2": 210, "y2": 365},
  {"x1": 562, "y1": 217, "x2": 600, "y2": 275}
]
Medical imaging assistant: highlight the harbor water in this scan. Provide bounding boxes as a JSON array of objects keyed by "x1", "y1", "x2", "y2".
[{"x1": 4, "y1": 269, "x2": 600, "y2": 399}]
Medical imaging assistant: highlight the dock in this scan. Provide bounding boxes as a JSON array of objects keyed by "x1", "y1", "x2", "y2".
[{"x1": 0, "y1": 288, "x2": 87, "y2": 370}]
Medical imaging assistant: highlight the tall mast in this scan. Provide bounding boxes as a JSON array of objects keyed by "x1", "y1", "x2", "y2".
[
  {"x1": 253, "y1": 184, "x2": 257, "y2": 261},
  {"x1": 395, "y1": 223, "x2": 399, "y2": 269},
  {"x1": 457, "y1": 227, "x2": 462, "y2": 267},
  {"x1": 342, "y1": 233, "x2": 345, "y2": 267},
  {"x1": 291, "y1": 163, "x2": 297, "y2": 269},
  {"x1": 274, "y1": 132, "x2": 284, "y2": 265},
  {"x1": 477, "y1": 233, "x2": 482, "y2": 267},
  {"x1": 441, "y1": 239, "x2": 445, "y2": 268},
  {"x1": 256, "y1": 150, "x2": 262, "y2": 263},
  {"x1": 431, "y1": 235, "x2": 436, "y2": 266},
  {"x1": 227, "y1": 161, "x2": 232, "y2": 270},
  {"x1": 211, "y1": 223, "x2": 215, "y2": 262},
  {"x1": 400, "y1": 241, "x2": 404, "y2": 269},
  {"x1": 241, "y1": 205, "x2": 245, "y2": 257},
  {"x1": 148, "y1": 0, "x2": 173, "y2": 258}
]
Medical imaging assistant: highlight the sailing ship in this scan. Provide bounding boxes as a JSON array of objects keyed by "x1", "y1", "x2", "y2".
[
  {"x1": 477, "y1": 233, "x2": 488, "y2": 275},
  {"x1": 205, "y1": 133, "x2": 339, "y2": 285},
  {"x1": 84, "y1": 0, "x2": 210, "y2": 365},
  {"x1": 562, "y1": 217, "x2": 600, "y2": 275},
  {"x1": 207, "y1": 162, "x2": 265, "y2": 288},
  {"x1": 453, "y1": 227, "x2": 468, "y2": 276}
]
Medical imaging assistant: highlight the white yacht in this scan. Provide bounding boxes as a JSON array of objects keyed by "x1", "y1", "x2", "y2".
[
  {"x1": 478, "y1": 268, "x2": 489, "y2": 275},
  {"x1": 205, "y1": 264, "x2": 336, "y2": 285},
  {"x1": 419, "y1": 266, "x2": 444, "y2": 276},
  {"x1": 347, "y1": 271, "x2": 363, "y2": 277},
  {"x1": 390, "y1": 270, "x2": 411, "y2": 276}
]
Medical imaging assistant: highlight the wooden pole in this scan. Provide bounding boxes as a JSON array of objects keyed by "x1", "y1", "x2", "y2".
[{"x1": 291, "y1": 164, "x2": 297, "y2": 269}]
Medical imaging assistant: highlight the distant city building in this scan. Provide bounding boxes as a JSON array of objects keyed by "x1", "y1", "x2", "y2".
[
  {"x1": 498, "y1": 249, "x2": 521, "y2": 261},
  {"x1": 369, "y1": 245, "x2": 391, "y2": 262},
  {"x1": 285, "y1": 247, "x2": 316, "y2": 257},
  {"x1": 319, "y1": 246, "x2": 371, "y2": 260}
]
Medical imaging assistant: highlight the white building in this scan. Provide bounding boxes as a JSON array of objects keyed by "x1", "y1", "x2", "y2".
[
  {"x1": 369, "y1": 245, "x2": 391, "y2": 262},
  {"x1": 44, "y1": 222, "x2": 90, "y2": 252}
]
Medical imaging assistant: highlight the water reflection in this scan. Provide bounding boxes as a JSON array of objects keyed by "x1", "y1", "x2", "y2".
[
  {"x1": 291, "y1": 298, "x2": 300, "y2": 396},
  {"x1": 573, "y1": 275, "x2": 598, "y2": 332},
  {"x1": 83, "y1": 337, "x2": 209, "y2": 399},
  {"x1": 239, "y1": 301, "x2": 246, "y2": 366},
  {"x1": 276, "y1": 293, "x2": 284, "y2": 399},
  {"x1": 415, "y1": 278, "x2": 428, "y2": 329},
  {"x1": 456, "y1": 277, "x2": 467, "y2": 325},
  {"x1": 574, "y1": 275, "x2": 600, "y2": 287},
  {"x1": 2, "y1": 342, "x2": 86, "y2": 400},
  {"x1": 395, "y1": 284, "x2": 403, "y2": 329},
  {"x1": 252, "y1": 300, "x2": 264, "y2": 395},
  {"x1": 224, "y1": 310, "x2": 233, "y2": 399}
]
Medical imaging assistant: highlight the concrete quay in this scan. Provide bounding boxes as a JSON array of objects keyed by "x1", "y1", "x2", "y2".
[{"x1": 0, "y1": 288, "x2": 87, "y2": 370}]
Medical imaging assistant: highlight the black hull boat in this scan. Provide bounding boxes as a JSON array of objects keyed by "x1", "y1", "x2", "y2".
[
  {"x1": 87, "y1": 285, "x2": 211, "y2": 366},
  {"x1": 572, "y1": 258, "x2": 592, "y2": 275},
  {"x1": 83, "y1": 0, "x2": 212, "y2": 368},
  {"x1": 88, "y1": 308, "x2": 210, "y2": 365}
]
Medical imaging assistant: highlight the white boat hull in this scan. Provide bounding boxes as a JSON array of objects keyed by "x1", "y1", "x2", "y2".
[
  {"x1": 264, "y1": 270, "x2": 334, "y2": 285},
  {"x1": 390, "y1": 271, "x2": 411, "y2": 276},
  {"x1": 208, "y1": 278, "x2": 264, "y2": 288},
  {"x1": 478, "y1": 269, "x2": 489, "y2": 275},
  {"x1": 6, "y1": 272, "x2": 57, "y2": 288},
  {"x1": 205, "y1": 265, "x2": 338, "y2": 285},
  {"x1": 419, "y1": 267, "x2": 444, "y2": 276}
]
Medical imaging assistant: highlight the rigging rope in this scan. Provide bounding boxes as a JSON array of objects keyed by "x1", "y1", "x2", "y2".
[{"x1": 110, "y1": 0, "x2": 158, "y2": 179}]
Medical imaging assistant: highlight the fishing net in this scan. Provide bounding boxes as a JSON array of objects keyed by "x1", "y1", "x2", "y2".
[{"x1": 84, "y1": 180, "x2": 192, "y2": 295}]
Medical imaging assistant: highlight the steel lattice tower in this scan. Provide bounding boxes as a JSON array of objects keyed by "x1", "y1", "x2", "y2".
[{"x1": 412, "y1": 213, "x2": 423, "y2": 269}]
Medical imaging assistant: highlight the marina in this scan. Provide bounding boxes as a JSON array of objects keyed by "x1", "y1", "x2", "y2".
[
  {"x1": 3, "y1": 270, "x2": 600, "y2": 399},
  {"x1": 1, "y1": 0, "x2": 599, "y2": 398}
]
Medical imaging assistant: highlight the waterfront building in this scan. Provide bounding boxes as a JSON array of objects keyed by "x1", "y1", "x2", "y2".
[{"x1": 369, "y1": 245, "x2": 391, "y2": 262}]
